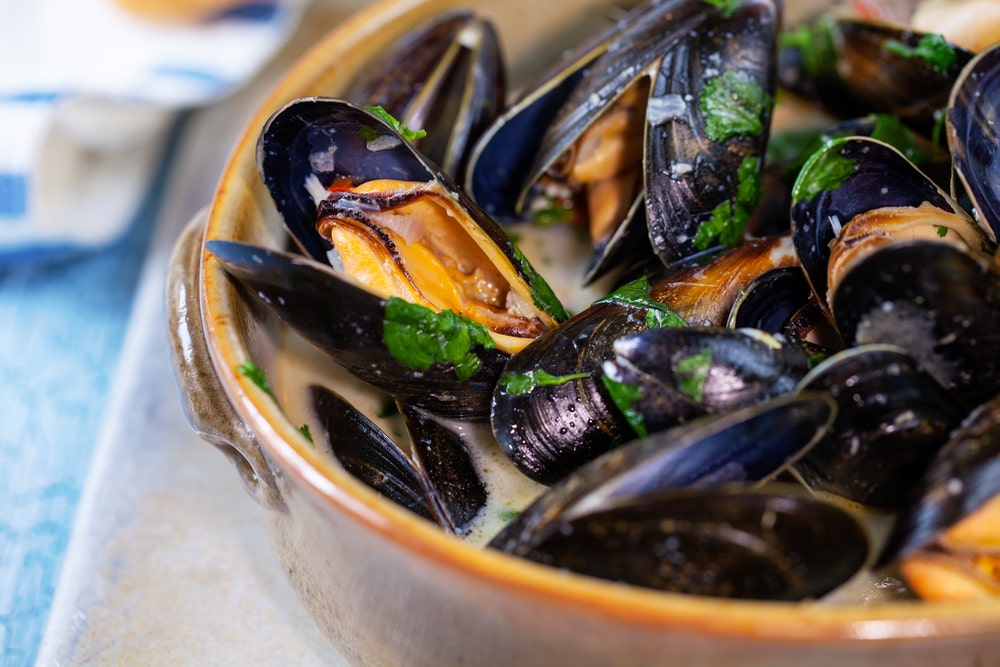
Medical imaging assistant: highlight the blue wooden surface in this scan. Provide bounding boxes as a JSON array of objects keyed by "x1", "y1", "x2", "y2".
[{"x1": 0, "y1": 122, "x2": 181, "y2": 666}]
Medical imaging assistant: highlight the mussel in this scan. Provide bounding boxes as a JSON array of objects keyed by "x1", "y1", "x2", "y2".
[{"x1": 213, "y1": 99, "x2": 568, "y2": 419}]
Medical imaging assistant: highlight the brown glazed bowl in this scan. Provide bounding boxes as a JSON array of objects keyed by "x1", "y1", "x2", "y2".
[{"x1": 166, "y1": 0, "x2": 1000, "y2": 664}]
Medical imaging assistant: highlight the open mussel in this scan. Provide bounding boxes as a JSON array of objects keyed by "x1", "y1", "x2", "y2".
[
  {"x1": 344, "y1": 10, "x2": 505, "y2": 178},
  {"x1": 309, "y1": 385, "x2": 486, "y2": 533},
  {"x1": 877, "y1": 392, "x2": 1000, "y2": 600},
  {"x1": 468, "y1": 0, "x2": 779, "y2": 282},
  {"x1": 213, "y1": 100, "x2": 569, "y2": 418}
]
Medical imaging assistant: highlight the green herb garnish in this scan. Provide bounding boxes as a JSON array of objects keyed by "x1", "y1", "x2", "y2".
[
  {"x1": 807, "y1": 352, "x2": 827, "y2": 369},
  {"x1": 791, "y1": 139, "x2": 857, "y2": 202},
  {"x1": 870, "y1": 114, "x2": 932, "y2": 165},
  {"x1": 510, "y1": 241, "x2": 569, "y2": 321},
  {"x1": 532, "y1": 200, "x2": 575, "y2": 226},
  {"x1": 883, "y1": 34, "x2": 957, "y2": 73},
  {"x1": 778, "y1": 18, "x2": 838, "y2": 78},
  {"x1": 931, "y1": 107, "x2": 948, "y2": 148},
  {"x1": 499, "y1": 369, "x2": 591, "y2": 395},
  {"x1": 676, "y1": 348, "x2": 713, "y2": 403},
  {"x1": 601, "y1": 375, "x2": 647, "y2": 437},
  {"x1": 499, "y1": 508, "x2": 522, "y2": 522},
  {"x1": 361, "y1": 105, "x2": 428, "y2": 142},
  {"x1": 702, "y1": 0, "x2": 742, "y2": 18},
  {"x1": 595, "y1": 276, "x2": 686, "y2": 329},
  {"x1": 237, "y1": 360, "x2": 275, "y2": 399},
  {"x1": 700, "y1": 70, "x2": 773, "y2": 143},
  {"x1": 693, "y1": 155, "x2": 761, "y2": 250},
  {"x1": 935, "y1": 225, "x2": 949, "y2": 238},
  {"x1": 382, "y1": 297, "x2": 495, "y2": 381},
  {"x1": 299, "y1": 424, "x2": 313, "y2": 443}
]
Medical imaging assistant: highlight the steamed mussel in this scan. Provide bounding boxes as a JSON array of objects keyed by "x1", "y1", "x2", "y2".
[{"x1": 212, "y1": 0, "x2": 1000, "y2": 605}]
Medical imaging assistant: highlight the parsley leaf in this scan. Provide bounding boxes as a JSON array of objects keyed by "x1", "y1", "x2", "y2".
[
  {"x1": 700, "y1": 70, "x2": 772, "y2": 142},
  {"x1": 237, "y1": 360, "x2": 275, "y2": 399},
  {"x1": 510, "y1": 241, "x2": 569, "y2": 321},
  {"x1": 791, "y1": 139, "x2": 857, "y2": 202},
  {"x1": 499, "y1": 369, "x2": 591, "y2": 395},
  {"x1": 693, "y1": 155, "x2": 761, "y2": 250},
  {"x1": 883, "y1": 34, "x2": 957, "y2": 73},
  {"x1": 676, "y1": 348, "x2": 713, "y2": 403},
  {"x1": 778, "y1": 18, "x2": 838, "y2": 78},
  {"x1": 362, "y1": 105, "x2": 428, "y2": 142},
  {"x1": 601, "y1": 374, "x2": 648, "y2": 438},
  {"x1": 701, "y1": 0, "x2": 742, "y2": 18},
  {"x1": 382, "y1": 297, "x2": 495, "y2": 381},
  {"x1": 595, "y1": 276, "x2": 686, "y2": 328},
  {"x1": 299, "y1": 424, "x2": 313, "y2": 443},
  {"x1": 870, "y1": 114, "x2": 932, "y2": 165}
]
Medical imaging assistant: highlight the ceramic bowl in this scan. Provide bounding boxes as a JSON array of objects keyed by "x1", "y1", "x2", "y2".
[{"x1": 166, "y1": 0, "x2": 1000, "y2": 664}]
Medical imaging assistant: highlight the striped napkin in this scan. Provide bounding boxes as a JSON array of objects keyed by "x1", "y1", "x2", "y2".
[{"x1": 0, "y1": 0, "x2": 310, "y2": 263}]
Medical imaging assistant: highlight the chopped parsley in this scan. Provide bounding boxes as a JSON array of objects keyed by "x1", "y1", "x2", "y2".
[
  {"x1": 532, "y1": 199, "x2": 576, "y2": 226},
  {"x1": 701, "y1": 0, "x2": 742, "y2": 18},
  {"x1": 807, "y1": 352, "x2": 826, "y2": 369},
  {"x1": 693, "y1": 155, "x2": 761, "y2": 250},
  {"x1": 499, "y1": 369, "x2": 591, "y2": 395},
  {"x1": 237, "y1": 360, "x2": 275, "y2": 399},
  {"x1": 510, "y1": 241, "x2": 569, "y2": 321},
  {"x1": 382, "y1": 297, "x2": 495, "y2": 381},
  {"x1": 883, "y1": 34, "x2": 957, "y2": 73},
  {"x1": 601, "y1": 374, "x2": 648, "y2": 438},
  {"x1": 299, "y1": 424, "x2": 314, "y2": 443},
  {"x1": 498, "y1": 508, "x2": 522, "y2": 522},
  {"x1": 360, "y1": 105, "x2": 428, "y2": 142},
  {"x1": 778, "y1": 18, "x2": 837, "y2": 78},
  {"x1": 791, "y1": 139, "x2": 857, "y2": 202},
  {"x1": 594, "y1": 276, "x2": 686, "y2": 329},
  {"x1": 700, "y1": 70, "x2": 772, "y2": 143},
  {"x1": 675, "y1": 348, "x2": 713, "y2": 403},
  {"x1": 870, "y1": 114, "x2": 932, "y2": 165},
  {"x1": 935, "y1": 225, "x2": 949, "y2": 238}
]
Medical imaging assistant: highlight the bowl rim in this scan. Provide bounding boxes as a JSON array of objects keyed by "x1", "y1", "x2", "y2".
[{"x1": 198, "y1": 0, "x2": 1000, "y2": 644}]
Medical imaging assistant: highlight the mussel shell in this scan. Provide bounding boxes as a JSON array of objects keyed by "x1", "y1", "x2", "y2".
[
  {"x1": 831, "y1": 240, "x2": 1000, "y2": 412},
  {"x1": 877, "y1": 391, "x2": 1000, "y2": 566},
  {"x1": 791, "y1": 136, "x2": 962, "y2": 306},
  {"x1": 490, "y1": 300, "x2": 646, "y2": 485},
  {"x1": 494, "y1": 484, "x2": 867, "y2": 601},
  {"x1": 208, "y1": 240, "x2": 507, "y2": 419},
  {"x1": 779, "y1": 16, "x2": 972, "y2": 132},
  {"x1": 794, "y1": 344, "x2": 967, "y2": 509},
  {"x1": 604, "y1": 327, "x2": 812, "y2": 435},
  {"x1": 491, "y1": 393, "x2": 836, "y2": 556},
  {"x1": 344, "y1": 10, "x2": 504, "y2": 178},
  {"x1": 727, "y1": 266, "x2": 815, "y2": 334},
  {"x1": 948, "y1": 41, "x2": 1000, "y2": 240},
  {"x1": 645, "y1": 0, "x2": 778, "y2": 265},
  {"x1": 309, "y1": 385, "x2": 439, "y2": 524}
]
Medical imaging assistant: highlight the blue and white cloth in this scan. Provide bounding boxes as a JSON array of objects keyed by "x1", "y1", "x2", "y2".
[{"x1": 0, "y1": 0, "x2": 311, "y2": 263}]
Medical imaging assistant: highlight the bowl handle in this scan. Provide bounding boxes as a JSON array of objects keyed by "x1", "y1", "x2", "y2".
[{"x1": 166, "y1": 209, "x2": 287, "y2": 513}]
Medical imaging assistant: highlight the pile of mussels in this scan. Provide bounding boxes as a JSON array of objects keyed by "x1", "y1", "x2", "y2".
[{"x1": 208, "y1": 0, "x2": 1000, "y2": 602}]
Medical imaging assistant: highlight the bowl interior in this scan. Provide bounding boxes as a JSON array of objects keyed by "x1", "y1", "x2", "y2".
[{"x1": 198, "y1": 0, "x2": 1000, "y2": 645}]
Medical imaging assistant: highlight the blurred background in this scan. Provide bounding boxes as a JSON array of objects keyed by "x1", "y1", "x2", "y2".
[{"x1": 0, "y1": 1, "x2": 367, "y2": 664}]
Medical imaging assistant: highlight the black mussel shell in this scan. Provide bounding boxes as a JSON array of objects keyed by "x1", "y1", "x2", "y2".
[
  {"x1": 310, "y1": 385, "x2": 486, "y2": 534},
  {"x1": 949, "y1": 41, "x2": 1000, "y2": 240},
  {"x1": 794, "y1": 344, "x2": 967, "y2": 509},
  {"x1": 491, "y1": 393, "x2": 836, "y2": 556},
  {"x1": 209, "y1": 240, "x2": 507, "y2": 420},
  {"x1": 877, "y1": 392, "x2": 1000, "y2": 567},
  {"x1": 831, "y1": 240, "x2": 1000, "y2": 412},
  {"x1": 494, "y1": 484, "x2": 867, "y2": 601},
  {"x1": 345, "y1": 10, "x2": 505, "y2": 178},
  {"x1": 645, "y1": 0, "x2": 778, "y2": 266},
  {"x1": 779, "y1": 16, "x2": 972, "y2": 133},
  {"x1": 603, "y1": 327, "x2": 812, "y2": 435}
]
